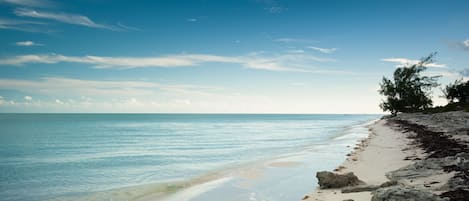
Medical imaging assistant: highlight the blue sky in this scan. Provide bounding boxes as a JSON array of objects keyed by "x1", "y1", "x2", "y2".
[{"x1": 0, "y1": 0, "x2": 468, "y2": 113}]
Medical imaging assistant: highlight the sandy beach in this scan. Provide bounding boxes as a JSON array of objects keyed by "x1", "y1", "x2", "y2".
[{"x1": 304, "y1": 111, "x2": 469, "y2": 201}]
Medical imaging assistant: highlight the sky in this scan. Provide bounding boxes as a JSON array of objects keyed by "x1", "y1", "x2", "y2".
[{"x1": 0, "y1": 0, "x2": 468, "y2": 113}]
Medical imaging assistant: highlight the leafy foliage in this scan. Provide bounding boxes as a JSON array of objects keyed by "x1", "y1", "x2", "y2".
[
  {"x1": 443, "y1": 79, "x2": 469, "y2": 104},
  {"x1": 379, "y1": 53, "x2": 440, "y2": 115}
]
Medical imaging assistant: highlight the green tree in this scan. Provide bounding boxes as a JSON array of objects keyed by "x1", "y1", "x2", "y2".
[
  {"x1": 443, "y1": 79, "x2": 469, "y2": 104},
  {"x1": 379, "y1": 53, "x2": 440, "y2": 115}
]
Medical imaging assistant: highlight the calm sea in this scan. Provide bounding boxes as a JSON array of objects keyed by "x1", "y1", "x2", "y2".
[{"x1": 0, "y1": 114, "x2": 379, "y2": 201}]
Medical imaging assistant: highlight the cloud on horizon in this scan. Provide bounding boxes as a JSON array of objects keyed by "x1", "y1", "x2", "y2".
[
  {"x1": 0, "y1": 76, "x2": 278, "y2": 113},
  {"x1": 381, "y1": 57, "x2": 447, "y2": 68},
  {"x1": 459, "y1": 68, "x2": 469, "y2": 77}
]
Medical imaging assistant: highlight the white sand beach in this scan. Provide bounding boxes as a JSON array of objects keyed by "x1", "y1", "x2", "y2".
[
  {"x1": 304, "y1": 111, "x2": 469, "y2": 201},
  {"x1": 303, "y1": 119, "x2": 415, "y2": 201}
]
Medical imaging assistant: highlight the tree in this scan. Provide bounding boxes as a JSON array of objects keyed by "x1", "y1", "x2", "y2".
[
  {"x1": 443, "y1": 79, "x2": 469, "y2": 104},
  {"x1": 379, "y1": 53, "x2": 440, "y2": 115}
]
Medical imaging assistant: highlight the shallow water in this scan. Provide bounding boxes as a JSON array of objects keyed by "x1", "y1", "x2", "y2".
[{"x1": 0, "y1": 114, "x2": 379, "y2": 201}]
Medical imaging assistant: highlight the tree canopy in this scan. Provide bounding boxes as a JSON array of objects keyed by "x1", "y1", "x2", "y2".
[
  {"x1": 444, "y1": 79, "x2": 469, "y2": 104},
  {"x1": 379, "y1": 53, "x2": 440, "y2": 115}
]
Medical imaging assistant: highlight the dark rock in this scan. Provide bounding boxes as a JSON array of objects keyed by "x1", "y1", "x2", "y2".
[
  {"x1": 371, "y1": 186, "x2": 446, "y2": 201},
  {"x1": 316, "y1": 171, "x2": 363, "y2": 189},
  {"x1": 380, "y1": 180, "x2": 398, "y2": 188},
  {"x1": 440, "y1": 189, "x2": 469, "y2": 201},
  {"x1": 386, "y1": 157, "x2": 458, "y2": 180},
  {"x1": 342, "y1": 180, "x2": 398, "y2": 193},
  {"x1": 342, "y1": 185, "x2": 379, "y2": 193}
]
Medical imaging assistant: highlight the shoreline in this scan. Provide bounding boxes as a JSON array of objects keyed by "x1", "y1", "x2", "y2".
[
  {"x1": 303, "y1": 119, "x2": 415, "y2": 201},
  {"x1": 304, "y1": 111, "x2": 469, "y2": 201},
  {"x1": 47, "y1": 117, "x2": 377, "y2": 201}
]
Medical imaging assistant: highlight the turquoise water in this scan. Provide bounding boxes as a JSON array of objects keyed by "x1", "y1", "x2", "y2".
[{"x1": 0, "y1": 114, "x2": 379, "y2": 201}]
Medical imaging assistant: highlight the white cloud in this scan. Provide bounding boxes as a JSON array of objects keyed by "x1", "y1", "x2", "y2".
[
  {"x1": 0, "y1": 77, "x2": 383, "y2": 113},
  {"x1": 0, "y1": 77, "x2": 226, "y2": 100},
  {"x1": 0, "y1": 77, "x2": 271, "y2": 112},
  {"x1": 24, "y1": 95, "x2": 32, "y2": 100},
  {"x1": 117, "y1": 22, "x2": 140, "y2": 31},
  {"x1": 381, "y1": 57, "x2": 447, "y2": 68},
  {"x1": 307, "y1": 46, "x2": 337, "y2": 54},
  {"x1": 0, "y1": 0, "x2": 53, "y2": 8},
  {"x1": 0, "y1": 52, "x2": 337, "y2": 73},
  {"x1": 0, "y1": 77, "x2": 160, "y2": 97},
  {"x1": 462, "y1": 39, "x2": 469, "y2": 50},
  {"x1": 187, "y1": 18, "x2": 197, "y2": 22},
  {"x1": 15, "y1": 40, "x2": 42, "y2": 46},
  {"x1": 0, "y1": 96, "x2": 16, "y2": 105},
  {"x1": 273, "y1": 38, "x2": 316, "y2": 44},
  {"x1": 14, "y1": 8, "x2": 116, "y2": 30},
  {"x1": 0, "y1": 17, "x2": 47, "y2": 32},
  {"x1": 463, "y1": 39, "x2": 469, "y2": 47},
  {"x1": 286, "y1": 49, "x2": 304, "y2": 54},
  {"x1": 264, "y1": 6, "x2": 284, "y2": 13}
]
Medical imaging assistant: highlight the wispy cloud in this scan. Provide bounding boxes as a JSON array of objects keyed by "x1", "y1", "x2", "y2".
[
  {"x1": 0, "y1": 77, "x2": 275, "y2": 113},
  {"x1": 187, "y1": 18, "x2": 197, "y2": 22},
  {"x1": 381, "y1": 57, "x2": 447, "y2": 68},
  {"x1": 273, "y1": 38, "x2": 316, "y2": 44},
  {"x1": 0, "y1": 52, "x2": 337, "y2": 73},
  {"x1": 14, "y1": 8, "x2": 117, "y2": 30},
  {"x1": 286, "y1": 49, "x2": 304, "y2": 54},
  {"x1": 0, "y1": 77, "x2": 161, "y2": 97},
  {"x1": 0, "y1": 17, "x2": 48, "y2": 32},
  {"x1": 15, "y1": 40, "x2": 42, "y2": 46},
  {"x1": 264, "y1": 6, "x2": 284, "y2": 13},
  {"x1": 307, "y1": 46, "x2": 337, "y2": 54},
  {"x1": 117, "y1": 22, "x2": 140, "y2": 31},
  {"x1": 0, "y1": 77, "x2": 225, "y2": 104},
  {"x1": 256, "y1": 0, "x2": 285, "y2": 14},
  {"x1": 0, "y1": 0, "x2": 53, "y2": 8}
]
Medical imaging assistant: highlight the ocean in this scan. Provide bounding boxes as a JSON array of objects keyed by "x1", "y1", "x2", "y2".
[{"x1": 0, "y1": 114, "x2": 379, "y2": 201}]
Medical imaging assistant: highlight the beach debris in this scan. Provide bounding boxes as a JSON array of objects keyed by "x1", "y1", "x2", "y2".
[
  {"x1": 440, "y1": 189, "x2": 469, "y2": 201},
  {"x1": 316, "y1": 171, "x2": 363, "y2": 189},
  {"x1": 371, "y1": 186, "x2": 446, "y2": 201},
  {"x1": 386, "y1": 111, "x2": 469, "y2": 201},
  {"x1": 301, "y1": 195, "x2": 310, "y2": 200},
  {"x1": 342, "y1": 199, "x2": 354, "y2": 201},
  {"x1": 389, "y1": 112, "x2": 469, "y2": 159}
]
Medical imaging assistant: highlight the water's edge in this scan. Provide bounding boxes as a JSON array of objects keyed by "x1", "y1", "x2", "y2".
[{"x1": 47, "y1": 118, "x2": 379, "y2": 201}]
